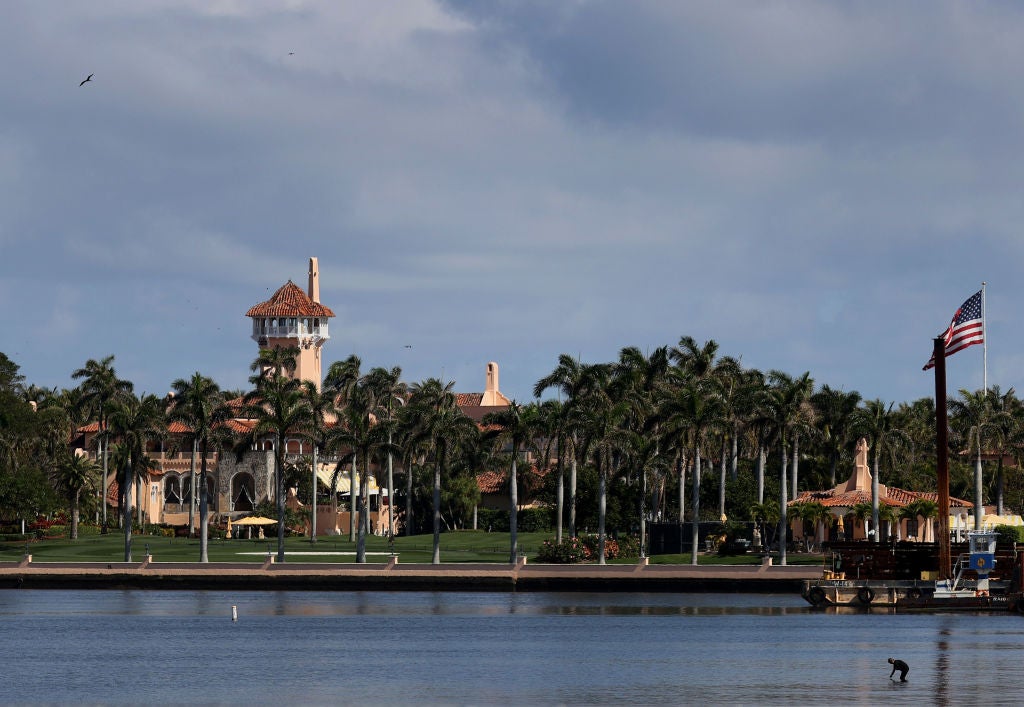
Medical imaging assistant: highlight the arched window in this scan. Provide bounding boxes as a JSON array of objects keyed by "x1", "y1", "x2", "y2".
[{"x1": 164, "y1": 476, "x2": 182, "y2": 507}]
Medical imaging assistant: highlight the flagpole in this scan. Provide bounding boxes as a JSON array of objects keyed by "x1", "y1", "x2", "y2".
[
  {"x1": 982, "y1": 281, "x2": 987, "y2": 392},
  {"x1": 933, "y1": 336, "x2": 951, "y2": 581}
]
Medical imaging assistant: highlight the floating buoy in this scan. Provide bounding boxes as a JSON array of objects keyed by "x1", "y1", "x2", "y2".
[{"x1": 231, "y1": 605, "x2": 238, "y2": 622}]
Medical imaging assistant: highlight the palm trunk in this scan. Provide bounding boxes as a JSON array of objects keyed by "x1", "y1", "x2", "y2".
[
  {"x1": 509, "y1": 456, "x2": 519, "y2": 564},
  {"x1": 386, "y1": 438, "x2": 394, "y2": 540},
  {"x1": 569, "y1": 435, "x2": 578, "y2": 538},
  {"x1": 431, "y1": 460, "x2": 442, "y2": 565},
  {"x1": 555, "y1": 443, "x2": 564, "y2": 545},
  {"x1": 829, "y1": 452, "x2": 838, "y2": 487},
  {"x1": 71, "y1": 490, "x2": 80, "y2": 540},
  {"x1": 756, "y1": 445, "x2": 765, "y2": 505},
  {"x1": 311, "y1": 444, "x2": 318, "y2": 542},
  {"x1": 718, "y1": 438, "x2": 727, "y2": 521},
  {"x1": 349, "y1": 455, "x2": 357, "y2": 541},
  {"x1": 123, "y1": 460, "x2": 133, "y2": 562},
  {"x1": 188, "y1": 439, "x2": 197, "y2": 537},
  {"x1": 790, "y1": 434, "x2": 800, "y2": 501},
  {"x1": 997, "y1": 457, "x2": 1005, "y2": 516},
  {"x1": 690, "y1": 449, "x2": 701, "y2": 566},
  {"x1": 779, "y1": 441, "x2": 788, "y2": 566},
  {"x1": 199, "y1": 440, "x2": 209, "y2": 563},
  {"x1": 357, "y1": 458, "x2": 368, "y2": 563},
  {"x1": 405, "y1": 457, "x2": 414, "y2": 537},
  {"x1": 598, "y1": 451, "x2": 607, "y2": 566},
  {"x1": 730, "y1": 432, "x2": 738, "y2": 482},
  {"x1": 639, "y1": 462, "x2": 647, "y2": 558},
  {"x1": 276, "y1": 440, "x2": 285, "y2": 563}
]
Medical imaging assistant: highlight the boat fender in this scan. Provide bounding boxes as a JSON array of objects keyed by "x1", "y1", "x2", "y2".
[
  {"x1": 808, "y1": 587, "x2": 827, "y2": 606},
  {"x1": 857, "y1": 586, "x2": 874, "y2": 605},
  {"x1": 907, "y1": 588, "x2": 922, "y2": 600}
]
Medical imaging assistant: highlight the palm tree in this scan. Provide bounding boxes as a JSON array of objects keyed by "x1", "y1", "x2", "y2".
[
  {"x1": 52, "y1": 452, "x2": 98, "y2": 539},
  {"x1": 852, "y1": 399, "x2": 910, "y2": 543},
  {"x1": 615, "y1": 346, "x2": 670, "y2": 555},
  {"x1": 851, "y1": 501, "x2": 874, "y2": 540},
  {"x1": 167, "y1": 372, "x2": 230, "y2": 562},
  {"x1": 535, "y1": 398, "x2": 566, "y2": 543},
  {"x1": 244, "y1": 348, "x2": 310, "y2": 563},
  {"x1": 983, "y1": 386, "x2": 1019, "y2": 517},
  {"x1": 107, "y1": 392, "x2": 164, "y2": 561},
  {"x1": 901, "y1": 498, "x2": 939, "y2": 542},
  {"x1": 363, "y1": 366, "x2": 407, "y2": 540},
  {"x1": 877, "y1": 502, "x2": 900, "y2": 542},
  {"x1": 567, "y1": 362, "x2": 629, "y2": 566},
  {"x1": 662, "y1": 379, "x2": 724, "y2": 565},
  {"x1": 534, "y1": 354, "x2": 586, "y2": 538},
  {"x1": 329, "y1": 381, "x2": 391, "y2": 563},
  {"x1": 760, "y1": 370, "x2": 814, "y2": 565},
  {"x1": 796, "y1": 501, "x2": 832, "y2": 550},
  {"x1": 301, "y1": 380, "x2": 337, "y2": 542},
  {"x1": 812, "y1": 385, "x2": 862, "y2": 487},
  {"x1": 483, "y1": 400, "x2": 539, "y2": 564},
  {"x1": 71, "y1": 356, "x2": 133, "y2": 527},
  {"x1": 948, "y1": 388, "x2": 999, "y2": 530},
  {"x1": 325, "y1": 354, "x2": 362, "y2": 541},
  {"x1": 407, "y1": 378, "x2": 479, "y2": 564}
]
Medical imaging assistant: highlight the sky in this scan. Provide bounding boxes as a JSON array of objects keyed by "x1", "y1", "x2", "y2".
[{"x1": 1, "y1": 1, "x2": 1020, "y2": 404}]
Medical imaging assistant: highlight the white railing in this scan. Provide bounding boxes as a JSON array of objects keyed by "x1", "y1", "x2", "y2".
[{"x1": 251, "y1": 323, "x2": 330, "y2": 340}]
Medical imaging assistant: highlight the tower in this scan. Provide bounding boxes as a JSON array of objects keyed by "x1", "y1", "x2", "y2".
[{"x1": 246, "y1": 257, "x2": 335, "y2": 390}]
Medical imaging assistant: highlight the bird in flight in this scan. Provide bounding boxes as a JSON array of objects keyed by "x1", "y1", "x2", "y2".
[{"x1": 79, "y1": 74, "x2": 93, "y2": 86}]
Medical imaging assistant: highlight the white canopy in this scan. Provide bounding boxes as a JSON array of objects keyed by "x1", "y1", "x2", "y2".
[{"x1": 314, "y1": 463, "x2": 381, "y2": 496}]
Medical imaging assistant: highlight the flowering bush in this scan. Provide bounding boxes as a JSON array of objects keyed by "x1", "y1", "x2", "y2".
[
  {"x1": 581, "y1": 535, "x2": 620, "y2": 560},
  {"x1": 536, "y1": 537, "x2": 587, "y2": 563}
]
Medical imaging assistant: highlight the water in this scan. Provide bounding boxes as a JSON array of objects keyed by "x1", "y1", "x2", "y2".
[{"x1": 1, "y1": 590, "x2": 1022, "y2": 706}]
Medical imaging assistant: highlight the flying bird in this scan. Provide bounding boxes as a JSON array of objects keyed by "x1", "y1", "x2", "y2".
[{"x1": 79, "y1": 74, "x2": 93, "y2": 86}]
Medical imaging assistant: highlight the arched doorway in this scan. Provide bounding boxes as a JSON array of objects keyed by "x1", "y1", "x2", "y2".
[{"x1": 231, "y1": 473, "x2": 256, "y2": 513}]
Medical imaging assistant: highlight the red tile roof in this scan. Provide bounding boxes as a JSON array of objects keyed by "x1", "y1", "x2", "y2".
[
  {"x1": 792, "y1": 487, "x2": 973, "y2": 509},
  {"x1": 246, "y1": 281, "x2": 335, "y2": 318}
]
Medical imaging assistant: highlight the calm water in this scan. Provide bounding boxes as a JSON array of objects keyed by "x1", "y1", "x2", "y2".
[{"x1": 1, "y1": 590, "x2": 1022, "y2": 706}]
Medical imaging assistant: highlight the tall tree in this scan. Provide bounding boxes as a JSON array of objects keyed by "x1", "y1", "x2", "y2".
[
  {"x1": 851, "y1": 399, "x2": 909, "y2": 542},
  {"x1": 407, "y1": 378, "x2": 478, "y2": 564},
  {"x1": 244, "y1": 347, "x2": 310, "y2": 563},
  {"x1": 107, "y1": 392, "x2": 164, "y2": 561},
  {"x1": 534, "y1": 354, "x2": 586, "y2": 538},
  {"x1": 71, "y1": 356, "x2": 133, "y2": 527},
  {"x1": 812, "y1": 385, "x2": 862, "y2": 487},
  {"x1": 167, "y1": 372, "x2": 230, "y2": 562},
  {"x1": 325, "y1": 354, "x2": 362, "y2": 541},
  {"x1": 760, "y1": 370, "x2": 814, "y2": 565},
  {"x1": 483, "y1": 400, "x2": 539, "y2": 564},
  {"x1": 52, "y1": 452, "x2": 98, "y2": 540},
  {"x1": 301, "y1": 380, "x2": 337, "y2": 543},
  {"x1": 363, "y1": 366, "x2": 407, "y2": 540},
  {"x1": 662, "y1": 379, "x2": 724, "y2": 565}
]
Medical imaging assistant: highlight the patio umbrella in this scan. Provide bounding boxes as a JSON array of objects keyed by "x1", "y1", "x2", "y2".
[{"x1": 232, "y1": 516, "x2": 278, "y2": 526}]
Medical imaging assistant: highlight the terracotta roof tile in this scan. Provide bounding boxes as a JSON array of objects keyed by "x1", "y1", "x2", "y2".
[
  {"x1": 792, "y1": 487, "x2": 972, "y2": 509},
  {"x1": 246, "y1": 281, "x2": 335, "y2": 318}
]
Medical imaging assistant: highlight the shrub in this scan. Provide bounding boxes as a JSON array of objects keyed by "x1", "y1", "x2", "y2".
[
  {"x1": 993, "y1": 524, "x2": 1024, "y2": 544},
  {"x1": 518, "y1": 507, "x2": 554, "y2": 533},
  {"x1": 581, "y1": 534, "x2": 619, "y2": 560},
  {"x1": 536, "y1": 536, "x2": 586, "y2": 563}
]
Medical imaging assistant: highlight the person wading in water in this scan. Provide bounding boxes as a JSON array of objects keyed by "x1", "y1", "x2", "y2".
[{"x1": 888, "y1": 657, "x2": 909, "y2": 682}]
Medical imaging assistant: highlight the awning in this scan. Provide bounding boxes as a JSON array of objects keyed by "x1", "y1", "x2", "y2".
[
  {"x1": 232, "y1": 516, "x2": 278, "y2": 526},
  {"x1": 314, "y1": 463, "x2": 380, "y2": 495}
]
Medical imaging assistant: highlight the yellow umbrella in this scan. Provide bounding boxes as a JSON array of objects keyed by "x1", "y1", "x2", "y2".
[{"x1": 232, "y1": 516, "x2": 278, "y2": 526}]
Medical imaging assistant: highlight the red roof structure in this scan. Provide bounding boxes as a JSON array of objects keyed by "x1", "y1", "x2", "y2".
[{"x1": 246, "y1": 281, "x2": 335, "y2": 318}]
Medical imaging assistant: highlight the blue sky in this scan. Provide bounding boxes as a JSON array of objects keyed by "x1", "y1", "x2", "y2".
[{"x1": 1, "y1": 1, "x2": 1017, "y2": 403}]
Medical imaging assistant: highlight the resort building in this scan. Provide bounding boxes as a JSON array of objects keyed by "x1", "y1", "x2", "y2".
[
  {"x1": 789, "y1": 437, "x2": 973, "y2": 547},
  {"x1": 73, "y1": 258, "x2": 516, "y2": 535}
]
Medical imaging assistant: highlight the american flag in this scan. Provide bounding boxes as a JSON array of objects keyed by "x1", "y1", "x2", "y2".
[{"x1": 923, "y1": 289, "x2": 984, "y2": 370}]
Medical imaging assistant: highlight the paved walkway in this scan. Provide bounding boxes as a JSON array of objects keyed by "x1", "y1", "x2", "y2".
[{"x1": 0, "y1": 556, "x2": 821, "y2": 591}]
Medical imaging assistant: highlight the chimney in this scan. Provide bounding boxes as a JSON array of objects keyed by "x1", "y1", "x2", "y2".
[{"x1": 308, "y1": 257, "x2": 320, "y2": 303}]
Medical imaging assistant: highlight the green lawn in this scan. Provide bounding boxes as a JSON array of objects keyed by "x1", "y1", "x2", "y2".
[{"x1": 1, "y1": 529, "x2": 827, "y2": 566}]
